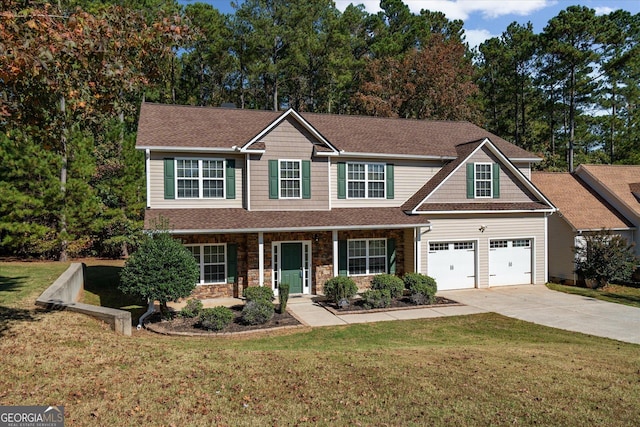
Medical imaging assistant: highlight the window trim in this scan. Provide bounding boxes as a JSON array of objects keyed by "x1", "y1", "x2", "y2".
[
  {"x1": 474, "y1": 162, "x2": 493, "y2": 199},
  {"x1": 279, "y1": 159, "x2": 302, "y2": 199},
  {"x1": 347, "y1": 238, "x2": 387, "y2": 276},
  {"x1": 185, "y1": 243, "x2": 227, "y2": 285},
  {"x1": 175, "y1": 158, "x2": 226, "y2": 200},
  {"x1": 346, "y1": 162, "x2": 386, "y2": 199}
]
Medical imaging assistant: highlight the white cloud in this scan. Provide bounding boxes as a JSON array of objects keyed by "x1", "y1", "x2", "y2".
[
  {"x1": 464, "y1": 28, "x2": 496, "y2": 49},
  {"x1": 335, "y1": 0, "x2": 555, "y2": 21},
  {"x1": 594, "y1": 6, "x2": 615, "y2": 16}
]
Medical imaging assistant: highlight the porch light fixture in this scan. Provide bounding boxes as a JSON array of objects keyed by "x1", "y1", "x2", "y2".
[{"x1": 313, "y1": 234, "x2": 320, "y2": 242}]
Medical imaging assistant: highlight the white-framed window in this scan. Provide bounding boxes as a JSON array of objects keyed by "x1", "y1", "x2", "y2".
[
  {"x1": 185, "y1": 244, "x2": 226, "y2": 284},
  {"x1": 475, "y1": 163, "x2": 492, "y2": 198},
  {"x1": 347, "y1": 163, "x2": 385, "y2": 198},
  {"x1": 280, "y1": 160, "x2": 301, "y2": 199},
  {"x1": 176, "y1": 159, "x2": 225, "y2": 199},
  {"x1": 348, "y1": 238, "x2": 386, "y2": 275}
]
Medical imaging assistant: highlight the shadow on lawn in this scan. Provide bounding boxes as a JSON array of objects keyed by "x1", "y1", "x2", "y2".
[
  {"x1": 0, "y1": 305, "x2": 40, "y2": 338},
  {"x1": 84, "y1": 265, "x2": 146, "y2": 323},
  {"x1": 0, "y1": 274, "x2": 27, "y2": 295}
]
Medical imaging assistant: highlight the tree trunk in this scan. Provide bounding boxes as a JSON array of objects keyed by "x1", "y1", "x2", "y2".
[{"x1": 59, "y1": 95, "x2": 68, "y2": 262}]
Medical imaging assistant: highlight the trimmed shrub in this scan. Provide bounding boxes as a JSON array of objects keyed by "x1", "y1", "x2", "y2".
[
  {"x1": 180, "y1": 299, "x2": 203, "y2": 318},
  {"x1": 198, "y1": 306, "x2": 234, "y2": 331},
  {"x1": 241, "y1": 299, "x2": 275, "y2": 325},
  {"x1": 404, "y1": 273, "x2": 437, "y2": 305},
  {"x1": 323, "y1": 276, "x2": 358, "y2": 304},
  {"x1": 370, "y1": 274, "x2": 405, "y2": 298},
  {"x1": 278, "y1": 283, "x2": 290, "y2": 314},
  {"x1": 119, "y1": 231, "x2": 199, "y2": 315},
  {"x1": 243, "y1": 286, "x2": 275, "y2": 302},
  {"x1": 361, "y1": 289, "x2": 391, "y2": 309}
]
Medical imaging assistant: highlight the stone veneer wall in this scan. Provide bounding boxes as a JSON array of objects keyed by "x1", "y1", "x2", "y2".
[{"x1": 175, "y1": 228, "x2": 406, "y2": 298}]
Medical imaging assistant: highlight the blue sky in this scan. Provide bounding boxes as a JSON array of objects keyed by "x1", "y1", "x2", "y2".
[{"x1": 181, "y1": 1, "x2": 640, "y2": 48}]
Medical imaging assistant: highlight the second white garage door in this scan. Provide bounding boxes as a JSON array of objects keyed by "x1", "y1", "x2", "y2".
[
  {"x1": 489, "y1": 239, "x2": 532, "y2": 286},
  {"x1": 428, "y1": 241, "x2": 476, "y2": 290}
]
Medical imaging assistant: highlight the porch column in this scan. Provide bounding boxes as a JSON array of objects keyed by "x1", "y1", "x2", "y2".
[
  {"x1": 258, "y1": 232, "x2": 264, "y2": 286},
  {"x1": 332, "y1": 230, "x2": 338, "y2": 277},
  {"x1": 415, "y1": 227, "x2": 422, "y2": 274}
]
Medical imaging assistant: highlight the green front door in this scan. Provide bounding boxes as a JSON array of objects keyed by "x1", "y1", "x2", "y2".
[{"x1": 281, "y1": 243, "x2": 303, "y2": 294}]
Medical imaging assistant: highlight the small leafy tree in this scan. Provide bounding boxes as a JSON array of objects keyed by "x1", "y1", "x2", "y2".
[
  {"x1": 575, "y1": 230, "x2": 637, "y2": 288},
  {"x1": 119, "y1": 231, "x2": 199, "y2": 315}
]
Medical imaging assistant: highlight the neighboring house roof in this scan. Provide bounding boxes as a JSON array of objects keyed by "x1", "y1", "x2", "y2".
[
  {"x1": 402, "y1": 138, "x2": 554, "y2": 214},
  {"x1": 145, "y1": 208, "x2": 431, "y2": 234},
  {"x1": 136, "y1": 103, "x2": 539, "y2": 160},
  {"x1": 531, "y1": 172, "x2": 633, "y2": 231},
  {"x1": 576, "y1": 164, "x2": 640, "y2": 219}
]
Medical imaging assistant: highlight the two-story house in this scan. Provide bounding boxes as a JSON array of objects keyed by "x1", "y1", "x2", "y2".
[{"x1": 136, "y1": 103, "x2": 555, "y2": 299}]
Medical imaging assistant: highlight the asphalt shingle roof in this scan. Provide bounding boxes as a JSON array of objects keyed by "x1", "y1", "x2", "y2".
[
  {"x1": 144, "y1": 208, "x2": 430, "y2": 232},
  {"x1": 577, "y1": 164, "x2": 640, "y2": 219},
  {"x1": 531, "y1": 172, "x2": 633, "y2": 231},
  {"x1": 136, "y1": 103, "x2": 538, "y2": 160}
]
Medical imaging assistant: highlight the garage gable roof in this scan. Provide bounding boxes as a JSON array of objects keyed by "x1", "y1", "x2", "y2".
[
  {"x1": 531, "y1": 172, "x2": 633, "y2": 232},
  {"x1": 403, "y1": 138, "x2": 555, "y2": 214}
]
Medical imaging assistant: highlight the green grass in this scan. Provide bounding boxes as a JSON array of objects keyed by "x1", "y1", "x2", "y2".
[
  {"x1": 547, "y1": 282, "x2": 640, "y2": 308},
  {"x1": 0, "y1": 261, "x2": 70, "y2": 307},
  {"x1": 0, "y1": 262, "x2": 639, "y2": 426}
]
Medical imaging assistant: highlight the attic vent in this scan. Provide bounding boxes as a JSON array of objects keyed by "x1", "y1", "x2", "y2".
[{"x1": 221, "y1": 103, "x2": 237, "y2": 109}]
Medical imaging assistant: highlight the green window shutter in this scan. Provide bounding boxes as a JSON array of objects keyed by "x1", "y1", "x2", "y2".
[
  {"x1": 302, "y1": 160, "x2": 311, "y2": 199},
  {"x1": 227, "y1": 243, "x2": 237, "y2": 284},
  {"x1": 164, "y1": 158, "x2": 175, "y2": 200},
  {"x1": 492, "y1": 163, "x2": 500, "y2": 199},
  {"x1": 338, "y1": 240, "x2": 347, "y2": 276},
  {"x1": 226, "y1": 159, "x2": 236, "y2": 199},
  {"x1": 337, "y1": 162, "x2": 346, "y2": 199},
  {"x1": 268, "y1": 159, "x2": 279, "y2": 199},
  {"x1": 386, "y1": 164, "x2": 394, "y2": 199},
  {"x1": 466, "y1": 163, "x2": 475, "y2": 199},
  {"x1": 387, "y1": 238, "x2": 396, "y2": 275}
]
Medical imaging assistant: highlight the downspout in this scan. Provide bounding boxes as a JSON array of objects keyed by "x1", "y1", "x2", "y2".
[{"x1": 137, "y1": 300, "x2": 156, "y2": 330}]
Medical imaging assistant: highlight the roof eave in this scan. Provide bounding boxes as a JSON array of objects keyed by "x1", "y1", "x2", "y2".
[
  {"x1": 410, "y1": 208, "x2": 556, "y2": 215},
  {"x1": 166, "y1": 223, "x2": 431, "y2": 234},
  {"x1": 337, "y1": 151, "x2": 456, "y2": 161}
]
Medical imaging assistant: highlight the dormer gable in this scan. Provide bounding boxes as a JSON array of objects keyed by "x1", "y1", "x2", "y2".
[
  {"x1": 403, "y1": 138, "x2": 554, "y2": 214},
  {"x1": 240, "y1": 108, "x2": 339, "y2": 156}
]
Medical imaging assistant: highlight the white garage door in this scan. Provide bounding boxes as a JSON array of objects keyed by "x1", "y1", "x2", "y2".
[
  {"x1": 428, "y1": 241, "x2": 476, "y2": 290},
  {"x1": 489, "y1": 239, "x2": 532, "y2": 286}
]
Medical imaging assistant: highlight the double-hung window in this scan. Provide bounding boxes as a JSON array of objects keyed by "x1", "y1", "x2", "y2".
[
  {"x1": 176, "y1": 159, "x2": 224, "y2": 199},
  {"x1": 186, "y1": 244, "x2": 226, "y2": 284},
  {"x1": 280, "y1": 160, "x2": 301, "y2": 199},
  {"x1": 347, "y1": 163, "x2": 385, "y2": 198},
  {"x1": 474, "y1": 163, "x2": 492, "y2": 198},
  {"x1": 467, "y1": 162, "x2": 500, "y2": 199},
  {"x1": 348, "y1": 238, "x2": 386, "y2": 275}
]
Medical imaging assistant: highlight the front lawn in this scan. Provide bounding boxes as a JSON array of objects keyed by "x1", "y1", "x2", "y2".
[
  {"x1": 547, "y1": 282, "x2": 640, "y2": 308},
  {"x1": 1, "y1": 262, "x2": 639, "y2": 426}
]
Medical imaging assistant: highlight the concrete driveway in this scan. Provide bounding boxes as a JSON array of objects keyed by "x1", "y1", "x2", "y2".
[{"x1": 439, "y1": 285, "x2": 640, "y2": 345}]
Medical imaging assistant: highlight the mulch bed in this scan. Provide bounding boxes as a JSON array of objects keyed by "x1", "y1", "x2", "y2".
[
  {"x1": 318, "y1": 295, "x2": 461, "y2": 315},
  {"x1": 145, "y1": 304, "x2": 303, "y2": 336}
]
